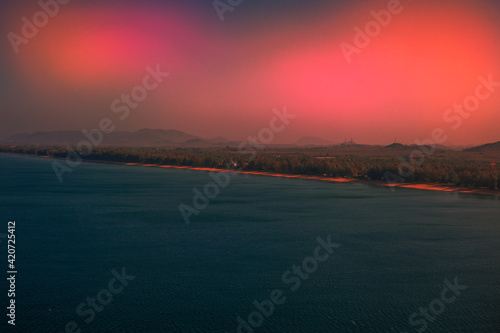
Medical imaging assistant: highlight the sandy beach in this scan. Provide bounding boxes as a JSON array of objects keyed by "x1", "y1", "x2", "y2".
[{"x1": 3, "y1": 152, "x2": 498, "y2": 197}]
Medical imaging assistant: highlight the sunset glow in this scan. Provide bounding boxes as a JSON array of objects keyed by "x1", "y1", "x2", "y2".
[{"x1": 2, "y1": 0, "x2": 500, "y2": 145}]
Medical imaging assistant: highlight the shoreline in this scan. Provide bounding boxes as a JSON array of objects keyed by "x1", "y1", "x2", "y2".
[{"x1": 2, "y1": 152, "x2": 499, "y2": 197}]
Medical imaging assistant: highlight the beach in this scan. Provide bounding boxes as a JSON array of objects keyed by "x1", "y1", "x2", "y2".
[{"x1": 3, "y1": 152, "x2": 498, "y2": 197}]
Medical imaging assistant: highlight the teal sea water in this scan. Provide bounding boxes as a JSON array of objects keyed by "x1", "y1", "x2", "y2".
[{"x1": 0, "y1": 154, "x2": 499, "y2": 332}]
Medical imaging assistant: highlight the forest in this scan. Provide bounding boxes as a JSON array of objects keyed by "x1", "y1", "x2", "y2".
[{"x1": 1, "y1": 145, "x2": 498, "y2": 190}]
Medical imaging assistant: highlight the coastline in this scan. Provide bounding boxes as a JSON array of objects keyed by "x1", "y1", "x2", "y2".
[{"x1": 2, "y1": 152, "x2": 499, "y2": 197}]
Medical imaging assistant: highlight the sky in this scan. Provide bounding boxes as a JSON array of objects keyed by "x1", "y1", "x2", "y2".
[{"x1": 1, "y1": 0, "x2": 500, "y2": 145}]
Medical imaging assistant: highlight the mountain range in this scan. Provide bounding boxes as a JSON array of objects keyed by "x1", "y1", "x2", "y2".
[
  {"x1": 464, "y1": 141, "x2": 500, "y2": 152},
  {"x1": 1, "y1": 129, "x2": 329, "y2": 148},
  {"x1": 1, "y1": 129, "x2": 499, "y2": 151},
  {"x1": 1, "y1": 129, "x2": 239, "y2": 148}
]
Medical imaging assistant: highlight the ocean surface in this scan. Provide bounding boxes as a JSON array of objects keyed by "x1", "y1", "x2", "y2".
[{"x1": 0, "y1": 153, "x2": 499, "y2": 333}]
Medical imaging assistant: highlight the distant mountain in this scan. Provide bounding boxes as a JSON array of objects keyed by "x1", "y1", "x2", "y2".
[
  {"x1": 295, "y1": 136, "x2": 332, "y2": 146},
  {"x1": 447, "y1": 145, "x2": 475, "y2": 151},
  {"x1": 465, "y1": 141, "x2": 500, "y2": 152},
  {"x1": 1, "y1": 129, "x2": 222, "y2": 148},
  {"x1": 384, "y1": 143, "x2": 407, "y2": 149},
  {"x1": 132, "y1": 129, "x2": 199, "y2": 144},
  {"x1": 7, "y1": 129, "x2": 494, "y2": 150},
  {"x1": 385, "y1": 143, "x2": 455, "y2": 151}
]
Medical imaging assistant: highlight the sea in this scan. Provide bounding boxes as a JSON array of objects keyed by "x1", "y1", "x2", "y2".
[{"x1": 0, "y1": 153, "x2": 499, "y2": 332}]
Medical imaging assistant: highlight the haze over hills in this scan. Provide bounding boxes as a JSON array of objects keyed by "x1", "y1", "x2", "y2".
[
  {"x1": 1, "y1": 129, "x2": 237, "y2": 148},
  {"x1": 384, "y1": 143, "x2": 460, "y2": 151},
  {"x1": 2, "y1": 129, "x2": 335, "y2": 148},
  {"x1": 295, "y1": 136, "x2": 333, "y2": 146},
  {"x1": 465, "y1": 141, "x2": 500, "y2": 152},
  {"x1": 1, "y1": 129, "x2": 499, "y2": 152}
]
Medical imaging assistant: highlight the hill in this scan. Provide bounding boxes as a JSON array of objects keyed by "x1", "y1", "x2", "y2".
[
  {"x1": 1, "y1": 129, "x2": 215, "y2": 147},
  {"x1": 384, "y1": 143, "x2": 407, "y2": 149},
  {"x1": 465, "y1": 141, "x2": 500, "y2": 152}
]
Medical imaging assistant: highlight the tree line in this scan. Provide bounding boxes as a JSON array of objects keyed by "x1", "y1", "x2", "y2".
[{"x1": 1, "y1": 145, "x2": 498, "y2": 190}]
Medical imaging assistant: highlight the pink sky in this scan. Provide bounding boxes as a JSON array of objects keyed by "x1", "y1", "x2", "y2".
[{"x1": 2, "y1": 0, "x2": 500, "y2": 145}]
